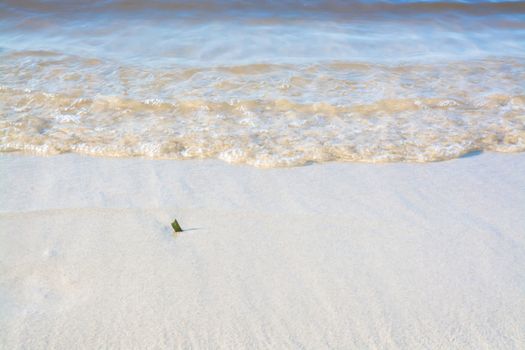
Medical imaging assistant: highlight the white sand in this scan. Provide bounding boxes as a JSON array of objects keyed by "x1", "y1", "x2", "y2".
[{"x1": 1, "y1": 153, "x2": 524, "y2": 349}]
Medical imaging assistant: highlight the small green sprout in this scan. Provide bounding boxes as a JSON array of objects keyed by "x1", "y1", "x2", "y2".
[{"x1": 171, "y1": 219, "x2": 183, "y2": 233}]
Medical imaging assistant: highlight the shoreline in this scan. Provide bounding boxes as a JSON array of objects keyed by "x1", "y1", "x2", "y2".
[
  {"x1": 1, "y1": 153, "x2": 524, "y2": 348},
  {"x1": 3, "y1": 151, "x2": 525, "y2": 213}
]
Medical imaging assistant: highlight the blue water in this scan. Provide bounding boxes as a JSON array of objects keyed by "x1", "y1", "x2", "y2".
[
  {"x1": 1, "y1": 0, "x2": 524, "y2": 66},
  {"x1": 1, "y1": 1, "x2": 524, "y2": 166}
]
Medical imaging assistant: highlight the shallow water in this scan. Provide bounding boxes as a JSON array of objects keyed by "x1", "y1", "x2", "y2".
[{"x1": 1, "y1": 0, "x2": 524, "y2": 166}]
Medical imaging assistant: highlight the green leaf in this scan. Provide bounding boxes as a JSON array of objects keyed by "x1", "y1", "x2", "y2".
[{"x1": 171, "y1": 219, "x2": 183, "y2": 232}]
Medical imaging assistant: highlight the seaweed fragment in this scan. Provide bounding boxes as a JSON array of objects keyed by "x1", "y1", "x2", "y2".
[{"x1": 171, "y1": 219, "x2": 183, "y2": 233}]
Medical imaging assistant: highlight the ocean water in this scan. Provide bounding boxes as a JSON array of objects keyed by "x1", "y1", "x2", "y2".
[{"x1": 1, "y1": 1, "x2": 524, "y2": 167}]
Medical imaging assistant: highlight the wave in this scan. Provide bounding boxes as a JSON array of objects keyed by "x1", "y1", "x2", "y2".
[
  {"x1": 3, "y1": 0, "x2": 525, "y2": 18},
  {"x1": 1, "y1": 52, "x2": 524, "y2": 166}
]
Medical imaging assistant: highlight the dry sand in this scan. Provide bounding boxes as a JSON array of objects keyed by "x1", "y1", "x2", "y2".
[{"x1": 1, "y1": 153, "x2": 524, "y2": 349}]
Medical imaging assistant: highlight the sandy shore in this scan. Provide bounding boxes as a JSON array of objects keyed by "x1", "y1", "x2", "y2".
[{"x1": 1, "y1": 153, "x2": 524, "y2": 349}]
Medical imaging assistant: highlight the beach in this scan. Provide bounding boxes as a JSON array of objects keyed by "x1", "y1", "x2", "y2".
[
  {"x1": 2, "y1": 0, "x2": 525, "y2": 348},
  {"x1": 1, "y1": 152, "x2": 524, "y2": 349}
]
